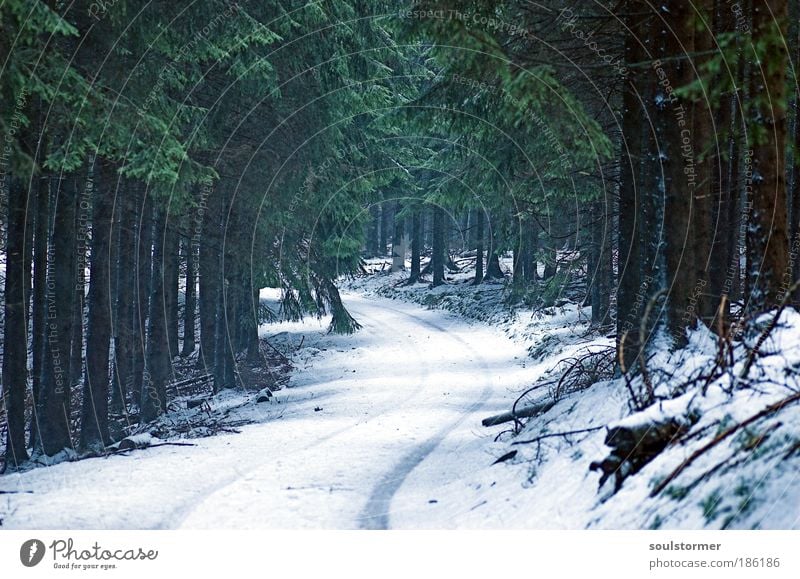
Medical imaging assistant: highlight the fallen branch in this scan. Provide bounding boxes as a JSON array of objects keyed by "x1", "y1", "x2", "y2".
[
  {"x1": 482, "y1": 400, "x2": 556, "y2": 427},
  {"x1": 169, "y1": 374, "x2": 213, "y2": 390},
  {"x1": 512, "y1": 425, "x2": 604, "y2": 446},
  {"x1": 110, "y1": 441, "x2": 196, "y2": 455},
  {"x1": 650, "y1": 390, "x2": 800, "y2": 497}
]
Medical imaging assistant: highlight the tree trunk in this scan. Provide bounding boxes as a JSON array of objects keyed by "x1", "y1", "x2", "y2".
[
  {"x1": 659, "y1": 0, "x2": 697, "y2": 349},
  {"x1": 132, "y1": 187, "x2": 152, "y2": 406},
  {"x1": 36, "y1": 172, "x2": 78, "y2": 456},
  {"x1": 181, "y1": 237, "x2": 197, "y2": 356},
  {"x1": 2, "y1": 177, "x2": 31, "y2": 469},
  {"x1": 639, "y1": 8, "x2": 667, "y2": 358},
  {"x1": 746, "y1": 0, "x2": 790, "y2": 312},
  {"x1": 409, "y1": 207, "x2": 421, "y2": 282},
  {"x1": 214, "y1": 185, "x2": 237, "y2": 391},
  {"x1": 80, "y1": 159, "x2": 115, "y2": 451},
  {"x1": 246, "y1": 288, "x2": 261, "y2": 363},
  {"x1": 111, "y1": 183, "x2": 136, "y2": 413},
  {"x1": 485, "y1": 212, "x2": 505, "y2": 279},
  {"x1": 367, "y1": 204, "x2": 380, "y2": 257},
  {"x1": 791, "y1": 0, "x2": 800, "y2": 305},
  {"x1": 691, "y1": 0, "x2": 715, "y2": 327},
  {"x1": 474, "y1": 208, "x2": 485, "y2": 284},
  {"x1": 379, "y1": 202, "x2": 390, "y2": 256},
  {"x1": 198, "y1": 187, "x2": 220, "y2": 371},
  {"x1": 391, "y1": 201, "x2": 406, "y2": 272},
  {"x1": 616, "y1": 3, "x2": 646, "y2": 368},
  {"x1": 164, "y1": 218, "x2": 180, "y2": 362},
  {"x1": 141, "y1": 206, "x2": 170, "y2": 422},
  {"x1": 592, "y1": 199, "x2": 612, "y2": 328},
  {"x1": 70, "y1": 172, "x2": 89, "y2": 413},
  {"x1": 432, "y1": 205, "x2": 445, "y2": 286},
  {"x1": 709, "y1": 0, "x2": 740, "y2": 326},
  {"x1": 30, "y1": 173, "x2": 49, "y2": 447}
]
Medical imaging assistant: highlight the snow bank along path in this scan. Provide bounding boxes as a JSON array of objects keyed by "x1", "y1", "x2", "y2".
[{"x1": 0, "y1": 294, "x2": 531, "y2": 529}]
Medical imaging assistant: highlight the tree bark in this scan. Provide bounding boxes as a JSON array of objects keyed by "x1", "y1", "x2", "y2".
[
  {"x1": 141, "y1": 206, "x2": 170, "y2": 422},
  {"x1": 198, "y1": 186, "x2": 220, "y2": 372},
  {"x1": 474, "y1": 208, "x2": 485, "y2": 284},
  {"x1": 132, "y1": 186, "x2": 152, "y2": 406},
  {"x1": 111, "y1": 182, "x2": 136, "y2": 413},
  {"x1": 30, "y1": 173, "x2": 49, "y2": 447},
  {"x1": 164, "y1": 217, "x2": 180, "y2": 362},
  {"x1": 36, "y1": 172, "x2": 78, "y2": 456},
  {"x1": 181, "y1": 237, "x2": 197, "y2": 356},
  {"x1": 3, "y1": 177, "x2": 31, "y2": 469},
  {"x1": 391, "y1": 201, "x2": 406, "y2": 272},
  {"x1": 659, "y1": 0, "x2": 697, "y2": 348},
  {"x1": 432, "y1": 205, "x2": 445, "y2": 286},
  {"x1": 616, "y1": 2, "x2": 646, "y2": 368},
  {"x1": 485, "y1": 212, "x2": 505, "y2": 279},
  {"x1": 746, "y1": 0, "x2": 790, "y2": 311},
  {"x1": 80, "y1": 158, "x2": 115, "y2": 450},
  {"x1": 409, "y1": 207, "x2": 421, "y2": 282}
]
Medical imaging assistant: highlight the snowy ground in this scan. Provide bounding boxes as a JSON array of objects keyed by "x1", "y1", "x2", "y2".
[
  {"x1": 0, "y1": 293, "x2": 539, "y2": 529},
  {"x1": 3, "y1": 263, "x2": 800, "y2": 529}
]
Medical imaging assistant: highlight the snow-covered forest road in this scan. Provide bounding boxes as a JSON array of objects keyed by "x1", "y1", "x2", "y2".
[{"x1": 0, "y1": 294, "x2": 532, "y2": 529}]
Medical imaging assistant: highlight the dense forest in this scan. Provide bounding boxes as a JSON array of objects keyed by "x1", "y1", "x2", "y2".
[{"x1": 1, "y1": 0, "x2": 799, "y2": 520}]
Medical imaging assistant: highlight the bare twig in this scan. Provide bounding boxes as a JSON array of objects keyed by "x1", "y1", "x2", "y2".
[{"x1": 512, "y1": 425, "x2": 605, "y2": 446}]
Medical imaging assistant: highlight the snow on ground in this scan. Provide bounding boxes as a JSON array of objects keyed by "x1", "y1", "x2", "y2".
[
  {"x1": 0, "y1": 291, "x2": 552, "y2": 529},
  {"x1": 2, "y1": 259, "x2": 800, "y2": 529},
  {"x1": 346, "y1": 261, "x2": 800, "y2": 529}
]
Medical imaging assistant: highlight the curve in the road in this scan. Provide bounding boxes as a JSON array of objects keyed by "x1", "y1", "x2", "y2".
[{"x1": 356, "y1": 303, "x2": 495, "y2": 530}]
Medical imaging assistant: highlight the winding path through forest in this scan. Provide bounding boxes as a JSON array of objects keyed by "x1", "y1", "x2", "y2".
[{"x1": 0, "y1": 293, "x2": 531, "y2": 529}]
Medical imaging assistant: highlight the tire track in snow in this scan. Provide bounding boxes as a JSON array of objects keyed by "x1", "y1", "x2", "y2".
[
  {"x1": 165, "y1": 297, "x2": 434, "y2": 529},
  {"x1": 356, "y1": 302, "x2": 495, "y2": 530}
]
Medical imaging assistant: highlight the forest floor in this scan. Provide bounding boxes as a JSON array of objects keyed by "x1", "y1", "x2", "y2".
[
  {"x1": 0, "y1": 287, "x2": 542, "y2": 529},
  {"x1": 2, "y1": 259, "x2": 800, "y2": 529}
]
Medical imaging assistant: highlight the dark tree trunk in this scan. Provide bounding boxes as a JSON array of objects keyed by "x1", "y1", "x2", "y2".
[
  {"x1": 409, "y1": 207, "x2": 421, "y2": 282},
  {"x1": 639, "y1": 6, "x2": 667, "y2": 358},
  {"x1": 746, "y1": 0, "x2": 790, "y2": 312},
  {"x1": 70, "y1": 173, "x2": 89, "y2": 411},
  {"x1": 591, "y1": 200, "x2": 613, "y2": 328},
  {"x1": 37, "y1": 173, "x2": 78, "y2": 456},
  {"x1": 513, "y1": 220, "x2": 525, "y2": 286},
  {"x1": 164, "y1": 218, "x2": 180, "y2": 363},
  {"x1": 391, "y1": 200, "x2": 406, "y2": 272},
  {"x1": 181, "y1": 237, "x2": 197, "y2": 356},
  {"x1": 132, "y1": 187, "x2": 152, "y2": 406},
  {"x1": 3, "y1": 177, "x2": 31, "y2": 469},
  {"x1": 709, "y1": 1, "x2": 740, "y2": 325},
  {"x1": 791, "y1": 0, "x2": 800, "y2": 305},
  {"x1": 246, "y1": 288, "x2": 261, "y2": 364},
  {"x1": 367, "y1": 204, "x2": 380, "y2": 257},
  {"x1": 213, "y1": 275, "x2": 237, "y2": 391},
  {"x1": 432, "y1": 205, "x2": 445, "y2": 287},
  {"x1": 80, "y1": 159, "x2": 115, "y2": 451},
  {"x1": 691, "y1": 0, "x2": 715, "y2": 327},
  {"x1": 660, "y1": 0, "x2": 698, "y2": 348},
  {"x1": 214, "y1": 185, "x2": 237, "y2": 391},
  {"x1": 379, "y1": 202, "x2": 390, "y2": 256},
  {"x1": 198, "y1": 187, "x2": 220, "y2": 372},
  {"x1": 141, "y1": 206, "x2": 170, "y2": 422},
  {"x1": 111, "y1": 183, "x2": 136, "y2": 413},
  {"x1": 485, "y1": 212, "x2": 505, "y2": 279},
  {"x1": 30, "y1": 173, "x2": 49, "y2": 447},
  {"x1": 616, "y1": 1, "x2": 645, "y2": 368},
  {"x1": 474, "y1": 208, "x2": 485, "y2": 284}
]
